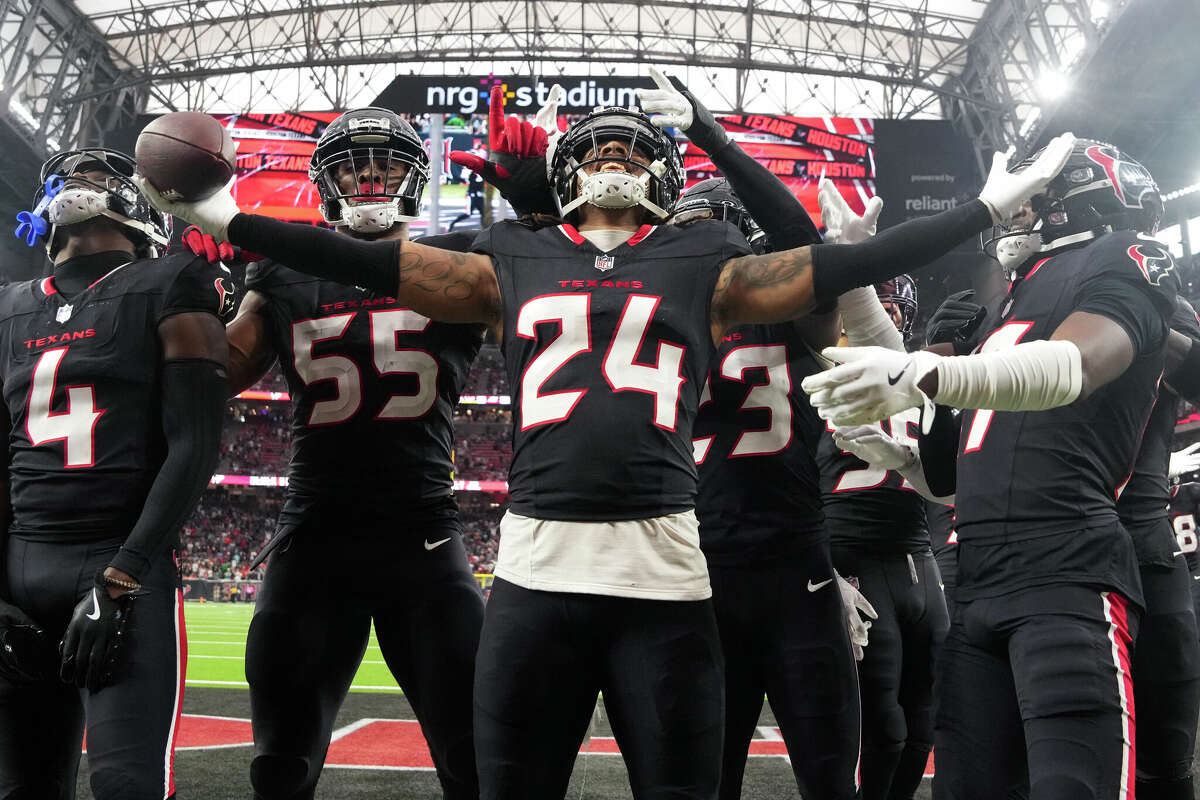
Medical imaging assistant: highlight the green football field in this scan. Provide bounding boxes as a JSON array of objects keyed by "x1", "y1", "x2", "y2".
[{"x1": 184, "y1": 602, "x2": 405, "y2": 693}]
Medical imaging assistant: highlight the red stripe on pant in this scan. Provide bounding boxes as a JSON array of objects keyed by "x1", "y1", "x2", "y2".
[{"x1": 1102, "y1": 591, "x2": 1135, "y2": 800}]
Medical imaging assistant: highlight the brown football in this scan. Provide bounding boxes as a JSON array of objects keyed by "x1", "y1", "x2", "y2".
[{"x1": 135, "y1": 112, "x2": 236, "y2": 201}]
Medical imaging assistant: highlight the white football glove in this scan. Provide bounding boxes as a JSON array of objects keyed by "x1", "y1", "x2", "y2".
[
  {"x1": 832, "y1": 425, "x2": 917, "y2": 471},
  {"x1": 836, "y1": 572, "x2": 878, "y2": 661},
  {"x1": 135, "y1": 174, "x2": 239, "y2": 242},
  {"x1": 801, "y1": 345, "x2": 940, "y2": 428},
  {"x1": 1170, "y1": 443, "x2": 1200, "y2": 480},
  {"x1": 636, "y1": 66, "x2": 693, "y2": 130},
  {"x1": 977, "y1": 132, "x2": 1075, "y2": 224},
  {"x1": 818, "y1": 177, "x2": 883, "y2": 245}
]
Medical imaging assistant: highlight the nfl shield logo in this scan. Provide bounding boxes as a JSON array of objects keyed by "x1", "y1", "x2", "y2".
[
  {"x1": 56, "y1": 304, "x2": 72, "y2": 323},
  {"x1": 594, "y1": 254, "x2": 615, "y2": 272}
]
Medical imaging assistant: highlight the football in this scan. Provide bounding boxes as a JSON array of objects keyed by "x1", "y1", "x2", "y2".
[{"x1": 135, "y1": 111, "x2": 236, "y2": 201}]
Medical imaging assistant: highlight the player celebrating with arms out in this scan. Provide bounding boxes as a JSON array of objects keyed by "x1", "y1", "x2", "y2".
[
  {"x1": 137, "y1": 88, "x2": 1072, "y2": 799},
  {"x1": 0, "y1": 149, "x2": 229, "y2": 799},
  {"x1": 804, "y1": 139, "x2": 1180, "y2": 800}
]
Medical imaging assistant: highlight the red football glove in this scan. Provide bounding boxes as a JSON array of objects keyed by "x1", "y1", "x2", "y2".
[
  {"x1": 181, "y1": 225, "x2": 235, "y2": 264},
  {"x1": 449, "y1": 84, "x2": 564, "y2": 217}
]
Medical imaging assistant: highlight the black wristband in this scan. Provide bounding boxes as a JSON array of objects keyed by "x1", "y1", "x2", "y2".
[
  {"x1": 228, "y1": 214, "x2": 400, "y2": 297},
  {"x1": 809, "y1": 200, "x2": 993, "y2": 304},
  {"x1": 1169, "y1": 338, "x2": 1200, "y2": 401}
]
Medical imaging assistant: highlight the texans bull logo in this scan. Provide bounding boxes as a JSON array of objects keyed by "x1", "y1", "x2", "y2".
[
  {"x1": 1085, "y1": 145, "x2": 1157, "y2": 209},
  {"x1": 214, "y1": 277, "x2": 236, "y2": 316},
  {"x1": 1127, "y1": 243, "x2": 1175, "y2": 287}
]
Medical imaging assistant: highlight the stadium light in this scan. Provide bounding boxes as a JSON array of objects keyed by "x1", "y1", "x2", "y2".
[
  {"x1": 1164, "y1": 183, "x2": 1200, "y2": 202},
  {"x1": 1037, "y1": 70, "x2": 1071, "y2": 101},
  {"x1": 1092, "y1": 1, "x2": 1111, "y2": 22}
]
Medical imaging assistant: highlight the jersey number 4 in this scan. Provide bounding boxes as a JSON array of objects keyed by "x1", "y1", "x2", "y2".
[
  {"x1": 26, "y1": 347, "x2": 104, "y2": 468},
  {"x1": 517, "y1": 294, "x2": 685, "y2": 431},
  {"x1": 292, "y1": 309, "x2": 438, "y2": 426}
]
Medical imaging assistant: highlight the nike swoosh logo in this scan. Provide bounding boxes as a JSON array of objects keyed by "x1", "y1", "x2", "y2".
[
  {"x1": 1194, "y1": 574, "x2": 1200, "y2": 581},
  {"x1": 424, "y1": 537, "x2": 452, "y2": 551},
  {"x1": 887, "y1": 364, "x2": 909, "y2": 385},
  {"x1": 86, "y1": 587, "x2": 101, "y2": 621},
  {"x1": 807, "y1": 579, "x2": 833, "y2": 592}
]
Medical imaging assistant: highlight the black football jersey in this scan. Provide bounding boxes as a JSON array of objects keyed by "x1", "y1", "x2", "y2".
[
  {"x1": 818, "y1": 409, "x2": 930, "y2": 554},
  {"x1": 953, "y1": 230, "x2": 1177, "y2": 601},
  {"x1": 1117, "y1": 300, "x2": 1200, "y2": 542},
  {"x1": 927, "y1": 500, "x2": 958, "y2": 588},
  {"x1": 692, "y1": 323, "x2": 826, "y2": 566},
  {"x1": 0, "y1": 251, "x2": 232, "y2": 540},
  {"x1": 473, "y1": 220, "x2": 752, "y2": 521},
  {"x1": 246, "y1": 231, "x2": 483, "y2": 524},
  {"x1": 1169, "y1": 481, "x2": 1200, "y2": 575}
]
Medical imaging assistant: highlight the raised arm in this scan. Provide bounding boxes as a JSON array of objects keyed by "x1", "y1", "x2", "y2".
[
  {"x1": 707, "y1": 133, "x2": 1077, "y2": 344},
  {"x1": 134, "y1": 177, "x2": 502, "y2": 327}
]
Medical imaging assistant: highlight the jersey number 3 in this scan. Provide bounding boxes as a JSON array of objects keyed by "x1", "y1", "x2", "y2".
[{"x1": 292, "y1": 309, "x2": 438, "y2": 426}]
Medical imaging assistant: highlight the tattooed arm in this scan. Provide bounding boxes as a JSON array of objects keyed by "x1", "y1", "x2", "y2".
[
  {"x1": 711, "y1": 198, "x2": 1002, "y2": 345},
  {"x1": 709, "y1": 248, "x2": 817, "y2": 344},
  {"x1": 224, "y1": 214, "x2": 501, "y2": 327},
  {"x1": 394, "y1": 240, "x2": 501, "y2": 326}
]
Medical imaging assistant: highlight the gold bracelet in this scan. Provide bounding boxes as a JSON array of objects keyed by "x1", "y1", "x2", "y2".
[{"x1": 103, "y1": 575, "x2": 142, "y2": 591}]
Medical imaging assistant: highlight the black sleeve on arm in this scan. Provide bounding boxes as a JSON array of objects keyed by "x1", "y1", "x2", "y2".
[
  {"x1": 108, "y1": 359, "x2": 226, "y2": 582},
  {"x1": 708, "y1": 144, "x2": 821, "y2": 250},
  {"x1": 918, "y1": 404, "x2": 961, "y2": 497},
  {"x1": 227, "y1": 214, "x2": 400, "y2": 297},
  {"x1": 809, "y1": 200, "x2": 994, "y2": 304}
]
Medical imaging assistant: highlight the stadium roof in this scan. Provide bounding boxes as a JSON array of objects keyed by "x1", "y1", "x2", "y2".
[{"x1": 1, "y1": 1, "x2": 1123, "y2": 157}]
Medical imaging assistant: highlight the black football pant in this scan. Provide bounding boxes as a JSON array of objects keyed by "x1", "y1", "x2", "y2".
[
  {"x1": 832, "y1": 547, "x2": 949, "y2": 800},
  {"x1": 1127, "y1": 520, "x2": 1200, "y2": 800},
  {"x1": 246, "y1": 518, "x2": 484, "y2": 800},
  {"x1": 473, "y1": 577, "x2": 725, "y2": 800},
  {"x1": 1187, "y1": 549, "x2": 1200, "y2": 640},
  {"x1": 710, "y1": 540, "x2": 862, "y2": 800},
  {"x1": 933, "y1": 583, "x2": 1138, "y2": 800},
  {"x1": 0, "y1": 536, "x2": 185, "y2": 800}
]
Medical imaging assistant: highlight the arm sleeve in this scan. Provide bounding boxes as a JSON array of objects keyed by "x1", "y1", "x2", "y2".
[
  {"x1": 809, "y1": 200, "x2": 993, "y2": 304},
  {"x1": 708, "y1": 144, "x2": 821, "y2": 250},
  {"x1": 108, "y1": 358, "x2": 227, "y2": 581},
  {"x1": 838, "y1": 286, "x2": 905, "y2": 350},
  {"x1": 227, "y1": 214, "x2": 401, "y2": 297}
]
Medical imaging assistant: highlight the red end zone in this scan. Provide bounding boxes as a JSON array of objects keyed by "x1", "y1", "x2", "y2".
[{"x1": 167, "y1": 715, "x2": 935, "y2": 776}]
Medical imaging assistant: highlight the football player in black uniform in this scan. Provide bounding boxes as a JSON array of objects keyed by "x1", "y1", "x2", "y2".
[
  {"x1": 677, "y1": 178, "x2": 865, "y2": 799},
  {"x1": 1113, "y1": 297, "x2": 1200, "y2": 800},
  {"x1": 1168, "y1": 481, "x2": 1200, "y2": 626},
  {"x1": 818, "y1": 275, "x2": 951, "y2": 800},
  {"x1": 222, "y1": 107, "x2": 496, "y2": 800},
  {"x1": 805, "y1": 139, "x2": 1179, "y2": 800},
  {"x1": 0, "y1": 149, "x2": 229, "y2": 799},
  {"x1": 138, "y1": 86, "x2": 1072, "y2": 798}
]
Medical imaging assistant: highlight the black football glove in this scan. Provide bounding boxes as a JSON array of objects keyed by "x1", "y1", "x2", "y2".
[
  {"x1": 636, "y1": 67, "x2": 730, "y2": 156},
  {"x1": 59, "y1": 569, "x2": 137, "y2": 692},
  {"x1": 448, "y1": 85, "x2": 561, "y2": 217},
  {"x1": 0, "y1": 599, "x2": 56, "y2": 684},
  {"x1": 926, "y1": 290, "x2": 988, "y2": 355}
]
